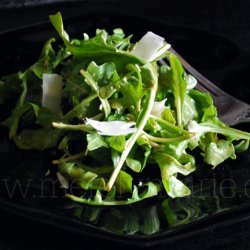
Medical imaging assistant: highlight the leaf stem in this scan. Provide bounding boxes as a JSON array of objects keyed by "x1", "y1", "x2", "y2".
[
  {"x1": 52, "y1": 151, "x2": 86, "y2": 165},
  {"x1": 149, "y1": 114, "x2": 189, "y2": 135},
  {"x1": 106, "y1": 78, "x2": 158, "y2": 191},
  {"x1": 202, "y1": 125, "x2": 250, "y2": 140},
  {"x1": 176, "y1": 98, "x2": 182, "y2": 127},
  {"x1": 80, "y1": 69, "x2": 111, "y2": 118},
  {"x1": 143, "y1": 132, "x2": 190, "y2": 143},
  {"x1": 52, "y1": 122, "x2": 92, "y2": 132},
  {"x1": 63, "y1": 92, "x2": 98, "y2": 121}
]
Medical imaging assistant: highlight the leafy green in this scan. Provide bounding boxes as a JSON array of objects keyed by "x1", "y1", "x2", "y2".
[
  {"x1": 166, "y1": 53, "x2": 187, "y2": 127},
  {"x1": 66, "y1": 182, "x2": 159, "y2": 206},
  {"x1": 87, "y1": 132, "x2": 108, "y2": 151},
  {"x1": 14, "y1": 128, "x2": 61, "y2": 150},
  {"x1": 203, "y1": 140, "x2": 236, "y2": 168},
  {"x1": 1, "y1": 11, "x2": 250, "y2": 206},
  {"x1": 154, "y1": 152, "x2": 195, "y2": 198},
  {"x1": 49, "y1": 12, "x2": 144, "y2": 70}
]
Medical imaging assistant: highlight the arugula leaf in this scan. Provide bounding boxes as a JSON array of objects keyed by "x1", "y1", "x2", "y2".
[
  {"x1": 36, "y1": 107, "x2": 62, "y2": 127},
  {"x1": 182, "y1": 93, "x2": 198, "y2": 125},
  {"x1": 4, "y1": 102, "x2": 39, "y2": 138},
  {"x1": 1, "y1": 11, "x2": 250, "y2": 206},
  {"x1": 203, "y1": 140, "x2": 236, "y2": 168},
  {"x1": 234, "y1": 139, "x2": 249, "y2": 153},
  {"x1": 87, "y1": 132, "x2": 108, "y2": 151},
  {"x1": 161, "y1": 106, "x2": 176, "y2": 124},
  {"x1": 59, "y1": 162, "x2": 106, "y2": 190},
  {"x1": 189, "y1": 89, "x2": 217, "y2": 122},
  {"x1": 80, "y1": 69, "x2": 111, "y2": 117},
  {"x1": 49, "y1": 12, "x2": 144, "y2": 70},
  {"x1": 30, "y1": 38, "x2": 69, "y2": 78},
  {"x1": 106, "y1": 135, "x2": 125, "y2": 152},
  {"x1": 154, "y1": 152, "x2": 195, "y2": 198},
  {"x1": 189, "y1": 118, "x2": 250, "y2": 141},
  {"x1": 115, "y1": 170, "x2": 133, "y2": 193},
  {"x1": 126, "y1": 157, "x2": 142, "y2": 173},
  {"x1": 63, "y1": 93, "x2": 98, "y2": 121},
  {"x1": 65, "y1": 182, "x2": 159, "y2": 206},
  {"x1": 14, "y1": 128, "x2": 61, "y2": 150},
  {"x1": 118, "y1": 64, "x2": 144, "y2": 113},
  {"x1": 167, "y1": 54, "x2": 187, "y2": 127}
]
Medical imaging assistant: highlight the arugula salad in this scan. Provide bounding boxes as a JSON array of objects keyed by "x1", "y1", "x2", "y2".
[{"x1": 1, "y1": 12, "x2": 250, "y2": 206}]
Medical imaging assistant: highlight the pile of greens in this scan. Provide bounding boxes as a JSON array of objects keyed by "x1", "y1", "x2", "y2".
[{"x1": 1, "y1": 12, "x2": 250, "y2": 206}]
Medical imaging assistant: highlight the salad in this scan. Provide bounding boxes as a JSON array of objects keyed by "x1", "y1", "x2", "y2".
[{"x1": 1, "y1": 12, "x2": 250, "y2": 206}]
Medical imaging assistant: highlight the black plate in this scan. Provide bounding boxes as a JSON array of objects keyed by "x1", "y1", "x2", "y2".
[{"x1": 1, "y1": 12, "x2": 250, "y2": 248}]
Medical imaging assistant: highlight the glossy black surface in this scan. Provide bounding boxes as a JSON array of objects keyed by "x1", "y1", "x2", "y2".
[{"x1": 1, "y1": 11, "x2": 250, "y2": 248}]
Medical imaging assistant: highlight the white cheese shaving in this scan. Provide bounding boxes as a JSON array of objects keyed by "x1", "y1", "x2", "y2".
[
  {"x1": 86, "y1": 118, "x2": 137, "y2": 136},
  {"x1": 188, "y1": 120, "x2": 206, "y2": 139},
  {"x1": 185, "y1": 73, "x2": 197, "y2": 90},
  {"x1": 42, "y1": 73, "x2": 63, "y2": 112},
  {"x1": 56, "y1": 172, "x2": 69, "y2": 189},
  {"x1": 130, "y1": 31, "x2": 170, "y2": 62},
  {"x1": 151, "y1": 98, "x2": 167, "y2": 117},
  {"x1": 45, "y1": 169, "x2": 50, "y2": 176}
]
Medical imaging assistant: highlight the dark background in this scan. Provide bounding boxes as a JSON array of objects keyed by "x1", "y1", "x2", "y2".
[
  {"x1": 1, "y1": 0, "x2": 250, "y2": 55},
  {"x1": 1, "y1": 0, "x2": 250, "y2": 249}
]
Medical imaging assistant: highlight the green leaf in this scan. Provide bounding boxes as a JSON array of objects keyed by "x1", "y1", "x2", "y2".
[
  {"x1": 13, "y1": 128, "x2": 61, "y2": 150},
  {"x1": 106, "y1": 135, "x2": 125, "y2": 152},
  {"x1": 164, "y1": 176, "x2": 191, "y2": 198},
  {"x1": 7, "y1": 72, "x2": 28, "y2": 138},
  {"x1": 139, "y1": 206, "x2": 160, "y2": 235},
  {"x1": 87, "y1": 62, "x2": 117, "y2": 86},
  {"x1": 49, "y1": 12, "x2": 144, "y2": 71},
  {"x1": 29, "y1": 38, "x2": 69, "y2": 78},
  {"x1": 234, "y1": 139, "x2": 249, "y2": 153},
  {"x1": 87, "y1": 132, "x2": 108, "y2": 151},
  {"x1": 154, "y1": 152, "x2": 195, "y2": 198},
  {"x1": 36, "y1": 107, "x2": 62, "y2": 127},
  {"x1": 189, "y1": 89, "x2": 217, "y2": 122},
  {"x1": 63, "y1": 93, "x2": 98, "y2": 121},
  {"x1": 204, "y1": 140, "x2": 236, "y2": 168},
  {"x1": 87, "y1": 62, "x2": 119, "y2": 99},
  {"x1": 162, "y1": 199, "x2": 178, "y2": 226},
  {"x1": 59, "y1": 162, "x2": 106, "y2": 190},
  {"x1": 80, "y1": 70, "x2": 111, "y2": 118},
  {"x1": 190, "y1": 118, "x2": 250, "y2": 141},
  {"x1": 66, "y1": 182, "x2": 159, "y2": 206},
  {"x1": 115, "y1": 170, "x2": 133, "y2": 193},
  {"x1": 106, "y1": 63, "x2": 158, "y2": 192},
  {"x1": 136, "y1": 135, "x2": 151, "y2": 170},
  {"x1": 119, "y1": 69, "x2": 143, "y2": 113},
  {"x1": 182, "y1": 94, "x2": 198, "y2": 125},
  {"x1": 168, "y1": 53, "x2": 187, "y2": 127},
  {"x1": 126, "y1": 157, "x2": 142, "y2": 173},
  {"x1": 161, "y1": 106, "x2": 176, "y2": 124},
  {"x1": 4, "y1": 102, "x2": 39, "y2": 138}
]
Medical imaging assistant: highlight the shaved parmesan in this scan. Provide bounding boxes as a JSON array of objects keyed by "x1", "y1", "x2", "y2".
[
  {"x1": 185, "y1": 73, "x2": 197, "y2": 90},
  {"x1": 188, "y1": 120, "x2": 206, "y2": 139},
  {"x1": 151, "y1": 98, "x2": 167, "y2": 117},
  {"x1": 42, "y1": 73, "x2": 63, "y2": 112},
  {"x1": 130, "y1": 31, "x2": 170, "y2": 62},
  {"x1": 56, "y1": 172, "x2": 69, "y2": 189},
  {"x1": 86, "y1": 118, "x2": 137, "y2": 136}
]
